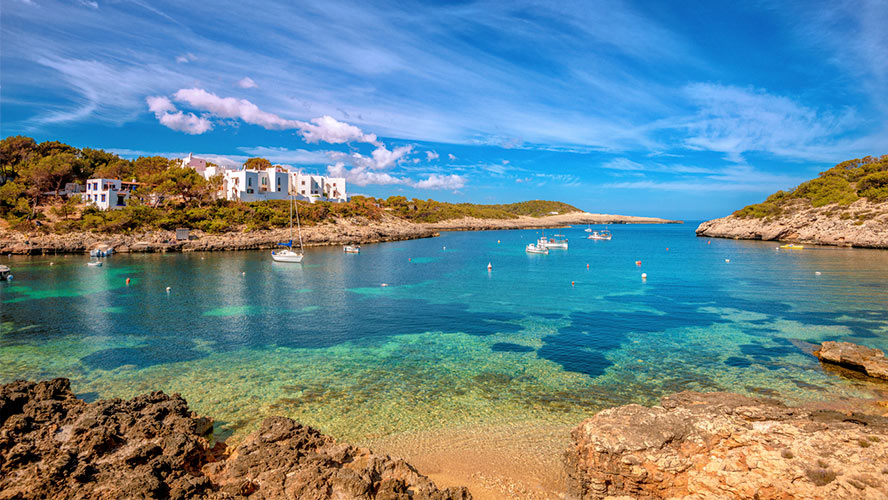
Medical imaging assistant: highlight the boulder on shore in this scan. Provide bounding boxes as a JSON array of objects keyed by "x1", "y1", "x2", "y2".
[
  {"x1": 565, "y1": 391, "x2": 888, "y2": 499},
  {"x1": 814, "y1": 341, "x2": 888, "y2": 380},
  {"x1": 0, "y1": 379, "x2": 470, "y2": 500}
]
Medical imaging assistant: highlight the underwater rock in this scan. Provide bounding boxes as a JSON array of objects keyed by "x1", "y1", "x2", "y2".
[
  {"x1": 0, "y1": 379, "x2": 470, "y2": 500},
  {"x1": 565, "y1": 391, "x2": 888, "y2": 499},
  {"x1": 814, "y1": 341, "x2": 888, "y2": 380}
]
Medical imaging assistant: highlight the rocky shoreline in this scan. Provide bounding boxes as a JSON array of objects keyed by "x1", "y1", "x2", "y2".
[
  {"x1": 695, "y1": 199, "x2": 888, "y2": 249},
  {"x1": 3, "y1": 371, "x2": 887, "y2": 499},
  {"x1": 0, "y1": 212, "x2": 680, "y2": 255},
  {"x1": 0, "y1": 378, "x2": 470, "y2": 500}
]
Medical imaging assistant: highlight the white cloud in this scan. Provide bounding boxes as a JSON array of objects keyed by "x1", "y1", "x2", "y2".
[
  {"x1": 236, "y1": 77, "x2": 258, "y2": 89},
  {"x1": 158, "y1": 111, "x2": 212, "y2": 134},
  {"x1": 425, "y1": 150, "x2": 439, "y2": 161},
  {"x1": 300, "y1": 115, "x2": 378, "y2": 145},
  {"x1": 175, "y1": 53, "x2": 195, "y2": 64},
  {"x1": 77, "y1": 0, "x2": 98, "y2": 8},
  {"x1": 146, "y1": 95, "x2": 176, "y2": 114},
  {"x1": 146, "y1": 95, "x2": 211, "y2": 134},
  {"x1": 173, "y1": 88, "x2": 302, "y2": 130},
  {"x1": 412, "y1": 173, "x2": 465, "y2": 190},
  {"x1": 327, "y1": 162, "x2": 405, "y2": 186},
  {"x1": 370, "y1": 144, "x2": 412, "y2": 169}
]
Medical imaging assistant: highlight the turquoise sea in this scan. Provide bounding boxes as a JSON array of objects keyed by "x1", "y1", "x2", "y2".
[{"x1": 2, "y1": 223, "x2": 888, "y2": 450}]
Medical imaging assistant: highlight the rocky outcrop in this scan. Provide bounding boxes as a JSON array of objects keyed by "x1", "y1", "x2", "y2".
[
  {"x1": 565, "y1": 391, "x2": 888, "y2": 499},
  {"x1": 0, "y1": 379, "x2": 470, "y2": 500},
  {"x1": 814, "y1": 341, "x2": 888, "y2": 380},
  {"x1": 695, "y1": 199, "x2": 888, "y2": 248}
]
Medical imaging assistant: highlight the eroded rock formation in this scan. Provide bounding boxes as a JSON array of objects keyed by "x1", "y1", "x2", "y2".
[
  {"x1": 814, "y1": 341, "x2": 888, "y2": 380},
  {"x1": 0, "y1": 379, "x2": 470, "y2": 500},
  {"x1": 565, "y1": 391, "x2": 888, "y2": 499}
]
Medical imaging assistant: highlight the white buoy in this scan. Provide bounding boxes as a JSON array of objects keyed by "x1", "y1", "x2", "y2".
[
  {"x1": 725, "y1": 259, "x2": 730, "y2": 263},
  {"x1": 166, "y1": 286, "x2": 171, "y2": 293},
  {"x1": 242, "y1": 271, "x2": 246, "y2": 276},
  {"x1": 50, "y1": 262, "x2": 54, "y2": 266},
  {"x1": 815, "y1": 271, "x2": 822, "y2": 276},
  {"x1": 443, "y1": 246, "x2": 446, "y2": 250},
  {"x1": 487, "y1": 262, "x2": 492, "y2": 271},
  {"x1": 641, "y1": 273, "x2": 647, "y2": 279},
  {"x1": 381, "y1": 283, "x2": 388, "y2": 287}
]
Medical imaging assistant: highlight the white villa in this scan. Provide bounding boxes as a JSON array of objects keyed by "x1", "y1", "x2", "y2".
[
  {"x1": 221, "y1": 167, "x2": 347, "y2": 203},
  {"x1": 222, "y1": 166, "x2": 291, "y2": 202},
  {"x1": 290, "y1": 171, "x2": 347, "y2": 203},
  {"x1": 83, "y1": 178, "x2": 139, "y2": 210}
]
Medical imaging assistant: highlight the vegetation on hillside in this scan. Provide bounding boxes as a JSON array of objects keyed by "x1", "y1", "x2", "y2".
[
  {"x1": 0, "y1": 136, "x2": 580, "y2": 233},
  {"x1": 733, "y1": 155, "x2": 888, "y2": 219}
]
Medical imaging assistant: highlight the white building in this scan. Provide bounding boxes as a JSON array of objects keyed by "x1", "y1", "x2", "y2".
[
  {"x1": 290, "y1": 172, "x2": 347, "y2": 203},
  {"x1": 222, "y1": 167, "x2": 290, "y2": 202},
  {"x1": 221, "y1": 166, "x2": 347, "y2": 203},
  {"x1": 83, "y1": 178, "x2": 138, "y2": 210}
]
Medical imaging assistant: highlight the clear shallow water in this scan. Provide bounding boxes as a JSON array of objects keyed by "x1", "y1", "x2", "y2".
[{"x1": 2, "y1": 224, "x2": 888, "y2": 443}]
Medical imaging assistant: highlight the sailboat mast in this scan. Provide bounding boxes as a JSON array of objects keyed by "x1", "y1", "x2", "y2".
[
  {"x1": 294, "y1": 197, "x2": 304, "y2": 251},
  {"x1": 289, "y1": 195, "x2": 293, "y2": 242}
]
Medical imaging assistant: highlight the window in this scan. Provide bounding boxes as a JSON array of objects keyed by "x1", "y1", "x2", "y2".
[
  {"x1": 101, "y1": 194, "x2": 106, "y2": 202},
  {"x1": 302, "y1": 180, "x2": 305, "y2": 185},
  {"x1": 248, "y1": 178, "x2": 252, "y2": 187}
]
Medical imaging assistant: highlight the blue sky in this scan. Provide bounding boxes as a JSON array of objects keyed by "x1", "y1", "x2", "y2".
[{"x1": 2, "y1": 0, "x2": 886, "y2": 219}]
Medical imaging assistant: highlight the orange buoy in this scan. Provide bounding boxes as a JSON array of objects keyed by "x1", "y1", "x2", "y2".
[
  {"x1": 586, "y1": 264, "x2": 590, "y2": 269},
  {"x1": 126, "y1": 278, "x2": 131, "y2": 285},
  {"x1": 666, "y1": 248, "x2": 669, "y2": 251},
  {"x1": 409, "y1": 258, "x2": 412, "y2": 262},
  {"x1": 707, "y1": 240, "x2": 711, "y2": 244},
  {"x1": 571, "y1": 281, "x2": 575, "y2": 286},
  {"x1": 635, "y1": 260, "x2": 642, "y2": 266}
]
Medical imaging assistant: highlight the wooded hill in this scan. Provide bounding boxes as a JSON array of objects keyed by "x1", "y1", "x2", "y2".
[{"x1": 0, "y1": 136, "x2": 580, "y2": 233}]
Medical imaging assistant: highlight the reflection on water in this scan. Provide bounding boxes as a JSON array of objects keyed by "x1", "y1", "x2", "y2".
[{"x1": 2, "y1": 224, "x2": 887, "y2": 446}]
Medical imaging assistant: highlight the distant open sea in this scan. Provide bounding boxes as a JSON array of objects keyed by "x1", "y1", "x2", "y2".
[{"x1": 3, "y1": 223, "x2": 888, "y2": 447}]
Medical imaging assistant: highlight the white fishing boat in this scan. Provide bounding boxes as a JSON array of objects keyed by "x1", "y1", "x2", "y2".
[
  {"x1": 584, "y1": 224, "x2": 593, "y2": 233},
  {"x1": 541, "y1": 234, "x2": 568, "y2": 249},
  {"x1": 587, "y1": 230, "x2": 612, "y2": 240},
  {"x1": 526, "y1": 242, "x2": 549, "y2": 254},
  {"x1": 344, "y1": 245, "x2": 360, "y2": 254},
  {"x1": 86, "y1": 261, "x2": 103, "y2": 267},
  {"x1": 271, "y1": 195, "x2": 304, "y2": 263}
]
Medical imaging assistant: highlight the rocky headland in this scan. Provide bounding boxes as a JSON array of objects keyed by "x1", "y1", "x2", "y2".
[
  {"x1": 0, "y1": 212, "x2": 680, "y2": 255},
  {"x1": 696, "y1": 198, "x2": 888, "y2": 248},
  {"x1": 0, "y1": 378, "x2": 470, "y2": 500}
]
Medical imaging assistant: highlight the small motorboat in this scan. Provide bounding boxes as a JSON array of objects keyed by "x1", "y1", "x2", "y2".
[
  {"x1": 779, "y1": 244, "x2": 804, "y2": 249},
  {"x1": 526, "y1": 242, "x2": 549, "y2": 254},
  {"x1": 0, "y1": 265, "x2": 11, "y2": 281},
  {"x1": 587, "y1": 230, "x2": 612, "y2": 240},
  {"x1": 584, "y1": 225, "x2": 593, "y2": 232},
  {"x1": 344, "y1": 245, "x2": 360, "y2": 254},
  {"x1": 541, "y1": 234, "x2": 568, "y2": 249},
  {"x1": 87, "y1": 261, "x2": 103, "y2": 267}
]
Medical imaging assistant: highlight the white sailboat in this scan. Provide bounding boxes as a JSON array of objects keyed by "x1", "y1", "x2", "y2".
[
  {"x1": 584, "y1": 224, "x2": 593, "y2": 233},
  {"x1": 271, "y1": 195, "x2": 304, "y2": 263}
]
